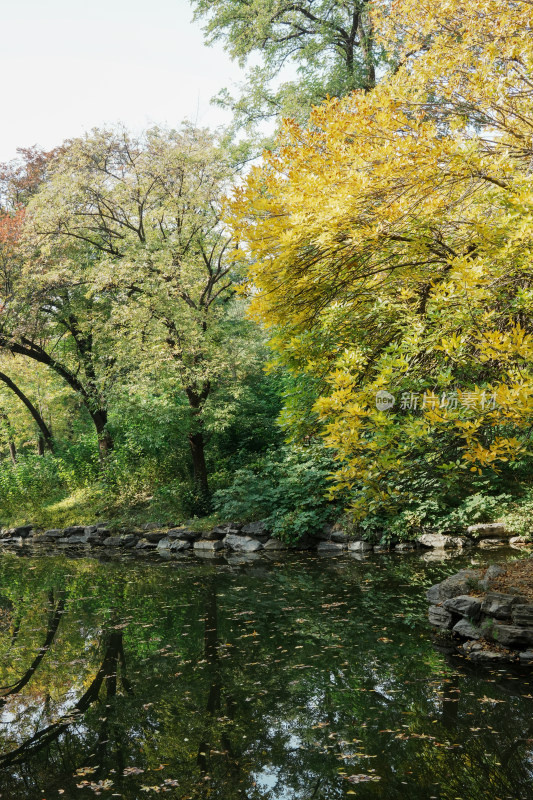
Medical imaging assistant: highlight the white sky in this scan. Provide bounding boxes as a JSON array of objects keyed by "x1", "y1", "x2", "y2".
[{"x1": 0, "y1": 0, "x2": 245, "y2": 162}]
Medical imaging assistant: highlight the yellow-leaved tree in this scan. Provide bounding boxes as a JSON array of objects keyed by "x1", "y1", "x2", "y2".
[{"x1": 228, "y1": 0, "x2": 533, "y2": 530}]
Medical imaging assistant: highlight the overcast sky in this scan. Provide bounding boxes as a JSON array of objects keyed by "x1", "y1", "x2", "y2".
[{"x1": 0, "y1": 0, "x2": 245, "y2": 162}]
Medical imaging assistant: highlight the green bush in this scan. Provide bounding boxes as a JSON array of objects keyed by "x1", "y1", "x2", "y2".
[{"x1": 213, "y1": 443, "x2": 342, "y2": 543}]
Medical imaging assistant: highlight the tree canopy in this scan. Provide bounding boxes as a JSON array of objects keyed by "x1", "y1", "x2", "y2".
[
  {"x1": 192, "y1": 0, "x2": 380, "y2": 133},
  {"x1": 227, "y1": 0, "x2": 533, "y2": 521}
]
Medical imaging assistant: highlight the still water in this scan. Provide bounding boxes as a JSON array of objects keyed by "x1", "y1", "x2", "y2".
[{"x1": 0, "y1": 547, "x2": 530, "y2": 799}]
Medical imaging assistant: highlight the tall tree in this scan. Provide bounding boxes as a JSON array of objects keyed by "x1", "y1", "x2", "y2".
[
  {"x1": 24, "y1": 125, "x2": 241, "y2": 503},
  {"x1": 192, "y1": 0, "x2": 381, "y2": 133},
  {"x1": 228, "y1": 0, "x2": 533, "y2": 518}
]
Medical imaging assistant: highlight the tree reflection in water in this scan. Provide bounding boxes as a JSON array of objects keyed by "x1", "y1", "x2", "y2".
[{"x1": 0, "y1": 551, "x2": 528, "y2": 798}]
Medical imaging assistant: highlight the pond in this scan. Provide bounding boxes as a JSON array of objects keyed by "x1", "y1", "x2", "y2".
[{"x1": 0, "y1": 547, "x2": 530, "y2": 799}]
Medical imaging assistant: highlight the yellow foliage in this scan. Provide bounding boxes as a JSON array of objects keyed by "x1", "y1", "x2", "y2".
[{"x1": 227, "y1": 0, "x2": 533, "y2": 513}]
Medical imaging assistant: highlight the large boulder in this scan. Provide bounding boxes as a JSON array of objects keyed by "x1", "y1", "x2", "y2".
[
  {"x1": 263, "y1": 538, "x2": 288, "y2": 551},
  {"x1": 224, "y1": 534, "x2": 263, "y2": 552},
  {"x1": 330, "y1": 530, "x2": 350, "y2": 543},
  {"x1": 348, "y1": 541, "x2": 372, "y2": 553},
  {"x1": 317, "y1": 541, "x2": 346, "y2": 553},
  {"x1": 481, "y1": 563, "x2": 506, "y2": 589},
  {"x1": 157, "y1": 538, "x2": 191, "y2": 552},
  {"x1": 453, "y1": 619, "x2": 483, "y2": 639},
  {"x1": 167, "y1": 528, "x2": 200, "y2": 542},
  {"x1": 144, "y1": 531, "x2": 168, "y2": 543},
  {"x1": 512, "y1": 604, "x2": 533, "y2": 626},
  {"x1": 194, "y1": 539, "x2": 224, "y2": 551},
  {"x1": 482, "y1": 593, "x2": 521, "y2": 620},
  {"x1": 62, "y1": 526, "x2": 85, "y2": 536},
  {"x1": 490, "y1": 624, "x2": 533, "y2": 649},
  {"x1": 467, "y1": 522, "x2": 508, "y2": 538},
  {"x1": 135, "y1": 538, "x2": 158, "y2": 550},
  {"x1": 1, "y1": 525, "x2": 33, "y2": 539},
  {"x1": 241, "y1": 521, "x2": 268, "y2": 538},
  {"x1": 426, "y1": 569, "x2": 481, "y2": 604},
  {"x1": 41, "y1": 529, "x2": 63, "y2": 540},
  {"x1": 202, "y1": 527, "x2": 227, "y2": 541},
  {"x1": 428, "y1": 605, "x2": 454, "y2": 629},
  {"x1": 443, "y1": 595, "x2": 482, "y2": 619},
  {"x1": 417, "y1": 533, "x2": 467, "y2": 549}
]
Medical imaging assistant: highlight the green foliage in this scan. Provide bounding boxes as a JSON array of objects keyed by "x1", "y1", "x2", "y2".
[
  {"x1": 502, "y1": 491, "x2": 533, "y2": 539},
  {"x1": 213, "y1": 443, "x2": 341, "y2": 542},
  {"x1": 192, "y1": 0, "x2": 381, "y2": 138}
]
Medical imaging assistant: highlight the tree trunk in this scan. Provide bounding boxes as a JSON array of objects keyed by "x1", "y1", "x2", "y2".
[
  {"x1": 37, "y1": 436, "x2": 45, "y2": 456},
  {"x1": 0, "y1": 371, "x2": 54, "y2": 452},
  {"x1": 91, "y1": 408, "x2": 114, "y2": 460},
  {"x1": 0, "y1": 411, "x2": 17, "y2": 465},
  {"x1": 188, "y1": 431, "x2": 209, "y2": 500},
  {"x1": 185, "y1": 382, "x2": 211, "y2": 507}
]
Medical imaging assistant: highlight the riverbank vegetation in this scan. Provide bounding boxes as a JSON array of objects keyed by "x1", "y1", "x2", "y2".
[{"x1": 1, "y1": 0, "x2": 533, "y2": 542}]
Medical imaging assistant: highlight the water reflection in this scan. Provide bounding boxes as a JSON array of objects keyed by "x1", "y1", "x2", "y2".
[{"x1": 0, "y1": 551, "x2": 529, "y2": 798}]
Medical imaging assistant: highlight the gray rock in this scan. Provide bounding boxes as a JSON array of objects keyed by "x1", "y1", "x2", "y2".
[
  {"x1": 510, "y1": 536, "x2": 530, "y2": 545},
  {"x1": 241, "y1": 521, "x2": 268, "y2": 537},
  {"x1": 417, "y1": 533, "x2": 466, "y2": 549},
  {"x1": 373, "y1": 544, "x2": 390, "y2": 553},
  {"x1": 63, "y1": 526, "x2": 85, "y2": 536},
  {"x1": 157, "y1": 537, "x2": 190, "y2": 552},
  {"x1": 395, "y1": 542, "x2": 415, "y2": 551},
  {"x1": 467, "y1": 522, "x2": 507, "y2": 538},
  {"x1": 85, "y1": 532, "x2": 105, "y2": 545},
  {"x1": 103, "y1": 536, "x2": 123, "y2": 547},
  {"x1": 143, "y1": 531, "x2": 167, "y2": 543},
  {"x1": 135, "y1": 538, "x2": 158, "y2": 550},
  {"x1": 443, "y1": 595, "x2": 482, "y2": 619},
  {"x1": 512, "y1": 604, "x2": 533, "y2": 627},
  {"x1": 453, "y1": 619, "x2": 483, "y2": 639},
  {"x1": 167, "y1": 528, "x2": 199, "y2": 541},
  {"x1": 478, "y1": 539, "x2": 505, "y2": 549},
  {"x1": 330, "y1": 530, "x2": 349, "y2": 543},
  {"x1": 84, "y1": 526, "x2": 98, "y2": 535},
  {"x1": 519, "y1": 649, "x2": 533, "y2": 664},
  {"x1": 317, "y1": 541, "x2": 346, "y2": 553},
  {"x1": 481, "y1": 563, "x2": 506, "y2": 589},
  {"x1": 224, "y1": 534, "x2": 263, "y2": 552},
  {"x1": 490, "y1": 624, "x2": 533, "y2": 648},
  {"x1": 95, "y1": 527, "x2": 110, "y2": 536},
  {"x1": 59, "y1": 534, "x2": 86, "y2": 544},
  {"x1": 263, "y1": 538, "x2": 288, "y2": 551},
  {"x1": 469, "y1": 650, "x2": 512, "y2": 663},
  {"x1": 426, "y1": 569, "x2": 481, "y2": 604},
  {"x1": 348, "y1": 541, "x2": 372, "y2": 552},
  {"x1": 482, "y1": 593, "x2": 519, "y2": 620},
  {"x1": 143, "y1": 522, "x2": 162, "y2": 531},
  {"x1": 194, "y1": 539, "x2": 224, "y2": 551},
  {"x1": 43, "y1": 529, "x2": 63, "y2": 539},
  {"x1": 428, "y1": 605, "x2": 454, "y2": 629},
  {"x1": 202, "y1": 528, "x2": 227, "y2": 541},
  {"x1": 1, "y1": 525, "x2": 33, "y2": 539}
]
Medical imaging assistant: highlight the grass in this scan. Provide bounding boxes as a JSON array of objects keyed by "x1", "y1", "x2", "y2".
[{"x1": 1, "y1": 484, "x2": 221, "y2": 533}]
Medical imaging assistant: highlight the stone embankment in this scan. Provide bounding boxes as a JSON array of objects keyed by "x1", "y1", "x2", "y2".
[
  {"x1": 427, "y1": 561, "x2": 533, "y2": 664},
  {"x1": 0, "y1": 520, "x2": 529, "y2": 557}
]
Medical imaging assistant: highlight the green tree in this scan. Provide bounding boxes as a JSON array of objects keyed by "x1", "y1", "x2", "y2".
[
  {"x1": 192, "y1": 0, "x2": 380, "y2": 134},
  {"x1": 25, "y1": 125, "x2": 244, "y2": 505}
]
